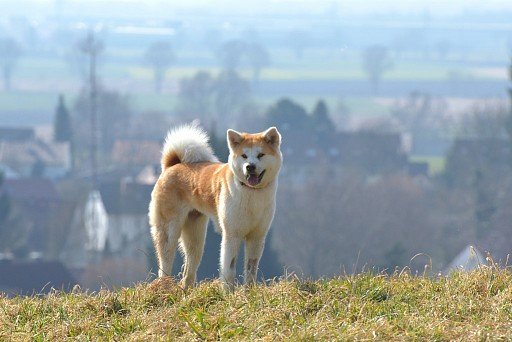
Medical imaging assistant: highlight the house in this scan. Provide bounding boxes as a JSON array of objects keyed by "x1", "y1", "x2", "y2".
[
  {"x1": 443, "y1": 245, "x2": 486, "y2": 274},
  {"x1": 0, "y1": 259, "x2": 77, "y2": 296},
  {"x1": 3, "y1": 178, "x2": 61, "y2": 254},
  {"x1": 335, "y1": 131, "x2": 408, "y2": 174},
  {"x1": 61, "y1": 180, "x2": 153, "y2": 270},
  {"x1": 0, "y1": 126, "x2": 71, "y2": 179},
  {"x1": 99, "y1": 181, "x2": 153, "y2": 257},
  {"x1": 111, "y1": 139, "x2": 161, "y2": 167},
  {"x1": 0, "y1": 127, "x2": 35, "y2": 141},
  {"x1": 281, "y1": 130, "x2": 409, "y2": 183}
]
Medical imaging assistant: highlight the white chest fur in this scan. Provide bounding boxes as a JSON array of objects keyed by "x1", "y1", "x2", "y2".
[{"x1": 217, "y1": 180, "x2": 277, "y2": 237}]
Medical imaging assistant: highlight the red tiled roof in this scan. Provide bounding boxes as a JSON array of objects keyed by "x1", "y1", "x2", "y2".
[{"x1": 112, "y1": 140, "x2": 161, "y2": 165}]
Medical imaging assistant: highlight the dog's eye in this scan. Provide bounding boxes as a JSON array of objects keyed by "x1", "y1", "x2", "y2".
[
  {"x1": 257, "y1": 153, "x2": 265, "y2": 159},
  {"x1": 241, "y1": 154, "x2": 248, "y2": 159}
]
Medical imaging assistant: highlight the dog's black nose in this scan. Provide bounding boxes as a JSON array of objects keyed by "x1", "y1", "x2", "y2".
[{"x1": 246, "y1": 164, "x2": 256, "y2": 173}]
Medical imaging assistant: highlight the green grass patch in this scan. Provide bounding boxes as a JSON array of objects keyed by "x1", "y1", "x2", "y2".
[{"x1": 2, "y1": 268, "x2": 512, "y2": 340}]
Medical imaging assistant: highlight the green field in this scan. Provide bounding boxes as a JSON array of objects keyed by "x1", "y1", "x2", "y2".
[
  {"x1": 0, "y1": 89, "x2": 391, "y2": 128},
  {"x1": 0, "y1": 45, "x2": 504, "y2": 128},
  {"x1": 2, "y1": 267, "x2": 512, "y2": 340}
]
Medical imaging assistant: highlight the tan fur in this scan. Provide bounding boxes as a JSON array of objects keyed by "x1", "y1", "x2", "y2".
[
  {"x1": 161, "y1": 151, "x2": 181, "y2": 169},
  {"x1": 149, "y1": 125, "x2": 282, "y2": 291}
]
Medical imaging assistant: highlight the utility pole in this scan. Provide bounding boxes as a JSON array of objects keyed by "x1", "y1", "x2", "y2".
[
  {"x1": 79, "y1": 29, "x2": 103, "y2": 190},
  {"x1": 77, "y1": 29, "x2": 107, "y2": 265}
]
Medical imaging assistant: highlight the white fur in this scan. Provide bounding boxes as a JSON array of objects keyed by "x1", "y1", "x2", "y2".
[
  {"x1": 218, "y1": 177, "x2": 278, "y2": 289},
  {"x1": 161, "y1": 122, "x2": 218, "y2": 170}
]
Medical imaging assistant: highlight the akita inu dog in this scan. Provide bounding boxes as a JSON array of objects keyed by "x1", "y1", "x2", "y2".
[{"x1": 149, "y1": 123, "x2": 282, "y2": 291}]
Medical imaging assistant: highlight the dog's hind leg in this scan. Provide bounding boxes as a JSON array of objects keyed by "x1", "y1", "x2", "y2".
[
  {"x1": 179, "y1": 210, "x2": 208, "y2": 289},
  {"x1": 244, "y1": 233, "x2": 266, "y2": 286},
  {"x1": 150, "y1": 205, "x2": 186, "y2": 278},
  {"x1": 220, "y1": 234, "x2": 242, "y2": 292}
]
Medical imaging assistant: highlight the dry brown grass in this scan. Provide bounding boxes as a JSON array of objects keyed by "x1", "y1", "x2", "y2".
[{"x1": 2, "y1": 267, "x2": 512, "y2": 341}]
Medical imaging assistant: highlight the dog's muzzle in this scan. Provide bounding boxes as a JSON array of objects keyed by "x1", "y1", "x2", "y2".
[{"x1": 246, "y1": 169, "x2": 266, "y2": 187}]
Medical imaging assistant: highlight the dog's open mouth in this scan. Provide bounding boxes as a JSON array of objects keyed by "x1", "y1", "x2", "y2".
[{"x1": 246, "y1": 170, "x2": 266, "y2": 187}]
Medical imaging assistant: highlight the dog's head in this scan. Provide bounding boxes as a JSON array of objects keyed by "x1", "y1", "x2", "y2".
[{"x1": 227, "y1": 127, "x2": 282, "y2": 189}]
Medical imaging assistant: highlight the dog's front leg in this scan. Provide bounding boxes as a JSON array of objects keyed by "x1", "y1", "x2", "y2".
[
  {"x1": 244, "y1": 234, "x2": 266, "y2": 286},
  {"x1": 220, "y1": 235, "x2": 241, "y2": 292}
]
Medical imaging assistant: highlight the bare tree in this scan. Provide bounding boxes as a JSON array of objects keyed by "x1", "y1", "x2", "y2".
[
  {"x1": 391, "y1": 91, "x2": 450, "y2": 138},
  {"x1": 272, "y1": 171, "x2": 442, "y2": 277},
  {"x1": 216, "y1": 39, "x2": 246, "y2": 71},
  {"x1": 246, "y1": 43, "x2": 270, "y2": 84},
  {"x1": 0, "y1": 38, "x2": 22, "y2": 91},
  {"x1": 214, "y1": 70, "x2": 251, "y2": 128},
  {"x1": 128, "y1": 110, "x2": 172, "y2": 141},
  {"x1": 145, "y1": 41, "x2": 175, "y2": 93},
  {"x1": 286, "y1": 30, "x2": 310, "y2": 60},
  {"x1": 73, "y1": 88, "x2": 132, "y2": 155},
  {"x1": 176, "y1": 71, "x2": 216, "y2": 123},
  {"x1": 362, "y1": 45, "x2": 392, "y2": 94},
  {"x1": 458, "y1": 101, "x2": 509, "y2": 140}
]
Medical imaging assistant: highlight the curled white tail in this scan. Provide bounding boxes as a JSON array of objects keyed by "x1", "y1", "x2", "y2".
[{"x1": 161, "y1": 123, "x2": 218, "y2": 171}]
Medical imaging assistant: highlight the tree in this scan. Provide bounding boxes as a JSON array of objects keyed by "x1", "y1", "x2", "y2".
[
  {"x1": 176, "y1": 71, "x2": 216, "y2": 123},
  {"x1": 311, "y1": 100, "x2": 335, "y2": 136},
  {"x1": 458, "y1": 101, "x2": 508, "y2": 140},
  {"x1": 145, "y1": 41, "x2": 175, "y2": 93},
  {"x1": 272, "y1": 172, "x2": 438, "y2": 277},
  {"x1": 362, "y1": 45, "x2": 392, "y2": 94},
  {"x1": 265, "y1": 98, "x2": 309, "y2": 133},
  {"x1": 216, "y1": 39, "x2": 246, "y2": 71},
  {"x1": 208, "y1": 123, "x2": 230, "y2": 163},
  {"x1": 390, "y1": 91, "x2": 450, "y2": 139},
  {"x1": 0, "y1": 38, "x2": 22, "y2": 91},
  {"x1": 286, "y1": 30, "x2": 310, "y2": 60},
  {"x1": 128, "y1": 111, "x2": 171, "y2": 141},
  {"x1": 246, "y1": 43, "x2": 270, "y2": 84},
  {"x1": 334, "y1": 98, "x2": 352, "y2": 130},
  {"x1": 73, "y1": 88, "x2": 132, "y2": 164},
  {"x1": 54, "y1": 94, "x2": 72, "y2": 142},
  {"x1": 177, "y1": 70, "x2": 253, "y2": 131},
  {"x1": 214, "y1": 70, "x2": 251, "y2": 127}
]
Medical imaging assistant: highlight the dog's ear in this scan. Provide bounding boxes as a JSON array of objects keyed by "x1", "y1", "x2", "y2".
[
  {"x1": 227, "y1": 129, "x2": 243, "y2": 149},
  {"x1": 263, "y1": 127, "x2": 281, "y2": 148}
]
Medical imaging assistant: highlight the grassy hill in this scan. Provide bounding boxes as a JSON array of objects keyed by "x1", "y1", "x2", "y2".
[{"x1": 2, "y1": 267, "x2": 512, "y2": 340}]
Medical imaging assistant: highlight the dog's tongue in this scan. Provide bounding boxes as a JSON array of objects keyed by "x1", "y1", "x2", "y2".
[{"x1": 247, "y1": 174, "x2": 260, "y2": 186}]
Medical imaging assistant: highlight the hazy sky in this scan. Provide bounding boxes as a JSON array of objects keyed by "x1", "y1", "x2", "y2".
[{"x1": 4, "y1": 0, "x2": 512, "y2": 18}]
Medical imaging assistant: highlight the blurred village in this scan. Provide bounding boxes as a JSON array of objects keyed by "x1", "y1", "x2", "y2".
[{"x1": 0, "y1": 1, "x2": 512, "y2": 294}]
